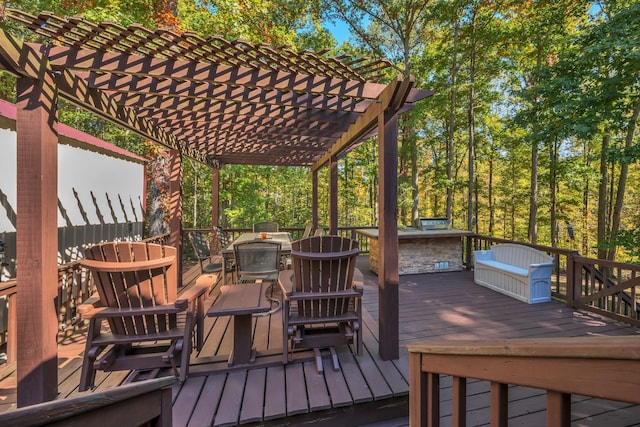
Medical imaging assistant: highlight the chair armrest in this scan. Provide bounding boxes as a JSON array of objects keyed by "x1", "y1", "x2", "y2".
[
  {"x1": 530, "y1": 262, "x2": 554, "y2": 269},
  {"x1": 179, "y1": 273, "x2": 217, "y2": 302},
  {"x1": 78, "y1": 303, "x2": 185, "y2": 320},
  {"x1": 78, "y1": 299, "x2": 105, "y2": 316},
  {"x1": 352, "y1": 268, "x2": 364, "y2": 293},
  {"x1": 287, "y1": 288, "x2": 362, "y2": 301},
  {"x1": 278, "y1": 270, "x2": 295, "y2": 297}
]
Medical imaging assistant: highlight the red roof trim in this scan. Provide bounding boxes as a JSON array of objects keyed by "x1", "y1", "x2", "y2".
[{"x1": 0, "y1": 99, "x2": 147, "y2": 163}]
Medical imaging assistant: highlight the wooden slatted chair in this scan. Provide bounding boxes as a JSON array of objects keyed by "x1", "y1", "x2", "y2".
[
  {"x1": 78, "y1": 241, "x2": 212, "y2": 391},
  {"x1": 252, "y1": 221, "x2": 279, "y2": 232},
  {"x1": 278, "y1": 235, "x2": 362, "y2": 372},
  {"x1": 302, "y1": 224, "x2": 314, "y2": 238}
]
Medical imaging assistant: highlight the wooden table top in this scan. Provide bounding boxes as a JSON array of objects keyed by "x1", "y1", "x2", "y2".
[
  {"x1": 221, "y1": 232, "x2": 292, "y2": 254},
  {"x1": 207, "y1": 282, "x2": 271, "y2": 317}
]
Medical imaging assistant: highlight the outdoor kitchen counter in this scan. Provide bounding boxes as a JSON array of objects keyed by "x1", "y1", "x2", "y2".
[{"x1": 356, "y1": 228, "x2": 473, "y2": 275}]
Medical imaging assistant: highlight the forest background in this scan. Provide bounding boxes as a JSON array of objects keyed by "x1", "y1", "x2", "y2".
[{"x1": 1, "y1": 0, "x2": 638, "y2": 263}]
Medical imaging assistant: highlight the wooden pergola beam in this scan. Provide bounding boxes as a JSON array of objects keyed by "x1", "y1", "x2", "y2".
[
  {"x1": 311, "y1": 76, "x2": 405, "y2": 171},
  {"x1": 45, "y1": 46, "x2": 388, "y2": 99},
  {"x1": 84, "y1": 73, "x2": 370, "y2": 113}
]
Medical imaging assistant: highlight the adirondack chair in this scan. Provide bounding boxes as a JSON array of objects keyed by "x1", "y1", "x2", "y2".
[
  {"x1": 78, "y1": 241, "x2": 212, "y2": 391},
  {"x1": 278, "y1": 235, "x2": 362, "y2": 372},
  {"x1": 302, "y1": 224, "x2": 314, "y2": 238},
  {"x1": 253, "y1": 221, "x2": 279, "y2": 232}
]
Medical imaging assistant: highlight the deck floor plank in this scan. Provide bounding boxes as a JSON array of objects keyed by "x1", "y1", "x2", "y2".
[
  {"x1": 303, "y1": 360, "x2": 332, "y2": 411},
  {"x1": 322, "y1": 358, "x2": 355, "y2": 408},
  {"x1": 346, "y1": 331, "x2": 393, "y2": 400},
  {"x1": 213, "y1": 370, "x2": 247, "y2": 427},
  {"x1": 263, "y1": 364, "x2": 287, "y2": 420},
  {"x1": 335, "y1": 345, "x2": 373, "y2": 403},
  {"x1": 172, "y1": 375, "x2": 206, "y2": 426},
  {"x1": 186, "y1": 373, "x2": 225, "y2": 427},
  {"x1": 239, "y1": 368, "x2": 266, "y2": 423},
  {"x1": 360, "y1": 325, "x2": 408, "y2": 396},
  {"x1": 284, "y1": 361, "x2": 309, "y2": 416}
]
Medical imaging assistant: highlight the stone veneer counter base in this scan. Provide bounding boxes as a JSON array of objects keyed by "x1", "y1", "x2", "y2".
[{"x1": 356, "y1": 228, "x2": 473, "y2": 275}]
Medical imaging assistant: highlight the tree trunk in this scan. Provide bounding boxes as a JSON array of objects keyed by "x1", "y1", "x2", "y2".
[
  {"x1": 549, "y1": 137, "x2": 558, "y2": 247},
  {"x1": 467, "y1": 31, "x2": 476, "y2": 231},
  {"x1": 446, "y1": 22, "x2": 460, "y2": 221},
  {"x1": 597, "y1": 132, "x2": 610, "y2": 260},
  {"x1": 609, "y1": 100, "x2": 640, "y2": 260},
  {"x1": 489, "y1": 154, "x2": 494, "y2": 235},
  {"x1": 528, "y1": 140, "x2": 538, "y2": 244},
  {"x1": 582, "y1": 141, "x2": 590, "y2": 255}
]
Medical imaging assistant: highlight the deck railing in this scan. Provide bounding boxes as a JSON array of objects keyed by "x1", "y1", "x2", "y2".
[
  {"x1": 568, "y1": 255, "x2": 640, "y2": 328},
  {"x1": 0, "y1": 376, "x2": 173, "y2": 426},
  {"x1": 408, "y1": 336, "x2": 640, "y2": 427},
  {"x1": 2, "y1": 229, "x2": 639, "y2": 379}
]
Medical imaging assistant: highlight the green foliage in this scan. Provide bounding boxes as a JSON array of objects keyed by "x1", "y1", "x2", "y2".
[{"x1": 4, "y1": 0, "x2": 640, "y2": 263}]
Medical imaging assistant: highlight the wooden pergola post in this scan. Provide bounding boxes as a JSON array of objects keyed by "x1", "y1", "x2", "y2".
[
  {"x1": 329, "y1": 155, "x2": 339, "y2": 235},
  {"x1": 168, "y1": 149, "x2": 183, "y2": 286},
  {"x1": 211, "y1": 167, "x2": 220, "y2": 249},
  {"x1": 211, "y1": 168, "x2": 220, "y2": 228},
  {"x1": 312, "y1": 169, "x2": 318, "y2": 229},
  {"x1": 15, "y1": 75, "x2": 59, "y2": 406},
  {"x1": 377, "y1": 109, "x2": 400, "y2": 360}
]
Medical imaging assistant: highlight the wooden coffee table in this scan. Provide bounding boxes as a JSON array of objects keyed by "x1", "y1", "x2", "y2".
[{"x1": 207, "y1": 282, "x2": 271, "y2": 366}]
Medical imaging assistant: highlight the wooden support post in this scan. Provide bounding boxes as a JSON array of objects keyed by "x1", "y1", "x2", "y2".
[
  {"x1": 546, "y1": 390, "x2": 570, "y2": 427},
  {"x1": 16, "y1": 75, "x2": 59, "y2": 406},
  {"x1": 409, "y1": 352, "x2": 427, "y2": 427},
  {"x1": 490, "y1": 382, "x2": 508, "y2": 427},
  {"x1": 427, "y1": 372, "x2": 440, "y2": 427},
  {"x1": 168, "y1": 149, "x2": 183, "y2": 286},
  {"x1": 566, "y1": 252, "x2": 578, "y2": 308},
  {"x1": 211, "y1": 167, "x2": 219, "y2": 228},
  {"x1": 312, "y1": 169, "x2": 318, "y2": 228},
  {"x1": 377, "y1": 108, "x2": 399, "y2": 360},
  {"x1": 211, "y1": 167, "x2": 220, "y2": 249},
  {"x1": 329, "y1": 155, "x2": 338, "y2": 235},
  {"x1": 452, "y1": 376, "x2": 467, "y2": 427}
]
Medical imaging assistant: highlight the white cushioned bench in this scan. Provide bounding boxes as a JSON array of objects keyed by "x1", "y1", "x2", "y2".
[{"x1": 474, "y1": 243, "x2": 554, "y2": 304}]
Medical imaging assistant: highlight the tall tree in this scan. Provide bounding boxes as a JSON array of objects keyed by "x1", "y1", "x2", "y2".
[{"x1": 321, "y1": 0, "x2": 431, "y2": 225}]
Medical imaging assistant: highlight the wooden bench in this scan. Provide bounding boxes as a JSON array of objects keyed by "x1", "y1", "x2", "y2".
[{"x1": 473, "y1": 243, "x2": 554, "y2": 304}]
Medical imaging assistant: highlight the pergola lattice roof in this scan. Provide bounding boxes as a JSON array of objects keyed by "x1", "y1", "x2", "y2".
[{"x1": 2, "y1": 9, "x2": 431, "y2": 168}]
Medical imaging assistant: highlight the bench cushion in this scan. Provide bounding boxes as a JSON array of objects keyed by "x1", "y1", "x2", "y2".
[{"x1": 476, "y1": 260, "x2": 528, "y2": 277}]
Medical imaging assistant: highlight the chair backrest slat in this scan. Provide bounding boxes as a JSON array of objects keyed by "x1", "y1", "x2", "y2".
[
  {"x1": 83, "y1": 241, "x2": 178, "y2": 337},
  {"x1": 291, "y1": 236, "x2": 359, "y2": 319}
]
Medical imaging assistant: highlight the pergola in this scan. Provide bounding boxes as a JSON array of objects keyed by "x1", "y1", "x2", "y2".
[{"x1": 0, "y1": 9, "x2": 432, "y2": 406}]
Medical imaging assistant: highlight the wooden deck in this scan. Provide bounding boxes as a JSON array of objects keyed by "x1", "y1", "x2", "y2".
[{"x1": 1, "y1": 256, "x2": 639, "y2": 426}]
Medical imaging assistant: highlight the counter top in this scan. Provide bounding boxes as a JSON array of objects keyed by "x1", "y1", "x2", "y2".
[{"x1": 355, "y1": 228, "x2": 473, "y2": 240}]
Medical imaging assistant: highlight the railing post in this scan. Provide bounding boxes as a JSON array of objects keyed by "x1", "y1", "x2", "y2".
[
  {"x1": 466, "y1": 235, "x2": 473, "y2": 270},
  {"x1": 452, "y1": 376, "x2": 466, "y2": 427},
  {"x1": 490, "y1": 382, "x2": 508, "y2": 427},
  {"x1": 546, "y1": 390, "x2": 571, "y2": 427},
  {"x1": 565, "y1": 251, "x2": 578, "y2": 308},
  {"x1": 409, "y1": 352, "x2": 428, "y2": 427}
]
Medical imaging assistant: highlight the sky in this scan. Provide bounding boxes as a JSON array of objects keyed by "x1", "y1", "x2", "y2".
[{"x1": 324, "y1": 19, "x2": 353, "y2": 45}]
